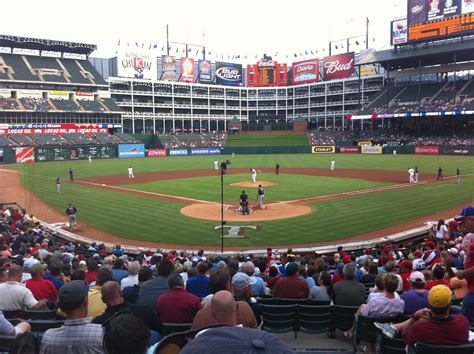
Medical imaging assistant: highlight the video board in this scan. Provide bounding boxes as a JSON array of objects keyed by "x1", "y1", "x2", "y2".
[{"x1": 406, "y1": 0, "x2": 474, "y2": 42}]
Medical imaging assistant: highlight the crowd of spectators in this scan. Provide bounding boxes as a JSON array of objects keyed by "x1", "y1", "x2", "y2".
[
  {"x1": 0, "y1": 204, "x2": 474, "y2": 352},
  {"x1": 0, "y1": 97, "x2": 19, "y2": 110},
  {"x1": 19, "y1": 97, "x2": 51, "y2": 112},
  {"x1": 160, "y1": 131, "x2": 227, "y2": 149},
  {"x1": 307, "y1": 128, "x2": 473, "y2": 147}
]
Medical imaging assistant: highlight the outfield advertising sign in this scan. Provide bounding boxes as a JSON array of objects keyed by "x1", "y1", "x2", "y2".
[
  {"x1": 118, "y1": 144, "x2": 145, "y2": 158},
  {"x1": 215, "y1": 62, "x2": 243, "y2": 86},
  {"x1": 361, "y1": 145, "x2": 382, "y2": 154},
  {"x1": 339, "y1": 146, "x2": 359, "y2": 154},
  {"x1": 147, "y1": 149, "x2": 167, "y2": 157},
  {"x1": 190, "y1": 148, "x2": 222, "y2": 156},
  {"x1": 415, "y1": 146, "x2": 439, "y2": 155},
  {"x1": 311, "y1": 146, "x2": 335, "y2": 154},
  {"x1": 168, "y1": 148, "x2": 188, "y2": 156}
]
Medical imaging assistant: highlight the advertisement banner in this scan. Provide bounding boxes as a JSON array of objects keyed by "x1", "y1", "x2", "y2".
[
  {"x1": 147, "y1": 149, "x2": 167, "y2": 157},
  {"x1": 360, "y1": 65, "x2": 376, "y2": 77},
  {"x1": 162, "y1": 56, "x2": 177, "y2": 81},
  {"x1": 76, "y1": 91, "x2": 94, "y2": 97},
  {"x1": 361, "y1": 145, "x2": 383, "y2": 154},
  {"x1": 117, "y1": 48, "x2": 157, "y2": 80},
  {"x1": 198, "y1": 60, "x2": 212, "y2": 84},
  {"x1": 323, "y1": 52, "x2": 355, "y2": 81},
  {"x1": 190, "y1": 148, "x2": 222, "y2": 156},
  {"x1": 49, "y1": 90, "x2": 68, "y2": 97},
  {"x1": 118, "y1": 144, "x2": 145, "y2": 158},
  {"x1": 168, "y1": 148, "x2": 188, "y2": 156},
  {"x1": 0, "y1": 127, "x2": 108, "y2": 134},
  {"x1": 358, "y1": 141, "x2": 372, "y2": 146},
  {"x1": 292, "y1": 59, "x2": 320, "y2": 85},
  {"x1": 441, "y1": 146, "x2": 470, "y2": 155},
  {"x1": 215, "y1": 62, "x2": 242, "y2": 86},
  {"x1": 339, "y1": 146, "x2": 359, "y2": 154},
  {"x1": 415, "y1": 146, "x2": 439, "y2": 155},
  {"x1": 35, "y1": 146, "x2": 117, "y2": 162},
  {"x1": 392, "y1": 19, "x2": 408, "y2": 45},
  {"x1": 180, "y1": 57, "x2": 195, "y2": 83},
  {"x1": 311, "y1": 146, "x2": 335, "y2": 154},
  {"x1": 15, "y1": 147, "x2": 35, "y2": 163}
]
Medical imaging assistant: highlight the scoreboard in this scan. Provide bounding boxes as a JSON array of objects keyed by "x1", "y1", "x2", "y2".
[
  {"x1": 258, "y1": 64, "x2": 276, "y2": 86},
  {"x1": 408, "y1": 12, "x2": 474, "y2": 41},
  {"x1": 404, "y1": 0, "x2": 474, "y2": 43}
]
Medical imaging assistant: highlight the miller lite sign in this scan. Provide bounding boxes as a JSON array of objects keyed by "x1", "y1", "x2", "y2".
[{"x1": 323, "y1": 52, "x2": 355, "y2": 81}]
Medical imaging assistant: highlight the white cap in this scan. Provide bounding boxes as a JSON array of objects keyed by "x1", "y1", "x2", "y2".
[
  {"x1": 448, "y1": 248, "x2": 459, "y2": 255},
  {"x1": 23, "y1": 258, "x2": 39, "y2": 268}
]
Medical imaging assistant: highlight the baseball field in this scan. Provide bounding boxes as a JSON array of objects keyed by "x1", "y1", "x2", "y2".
[{"x1": 1, "y1": 153, "x2": 473, "y2": 250}]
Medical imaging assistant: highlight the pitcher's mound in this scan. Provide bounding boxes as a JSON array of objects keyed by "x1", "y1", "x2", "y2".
[
  {"x1": 181, "y1": 202, "x2": 311, "y2": 221},
  {"x1": 230, "y1": 181, "x2": 279, "y2": 187}
]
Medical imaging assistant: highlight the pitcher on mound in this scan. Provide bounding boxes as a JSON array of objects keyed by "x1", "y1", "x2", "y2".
[{"x1": 251, "y1": 168, "x2": 257, "y2": 183}]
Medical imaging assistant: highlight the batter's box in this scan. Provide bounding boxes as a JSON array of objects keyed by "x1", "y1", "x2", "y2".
[{"x1": 214, "y1": 225, "x2": 261, "y2": 238}]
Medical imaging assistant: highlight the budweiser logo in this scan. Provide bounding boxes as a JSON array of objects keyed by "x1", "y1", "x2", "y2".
[{"x1": 324, "y1": 59, "x2": 354, "y2": 74}]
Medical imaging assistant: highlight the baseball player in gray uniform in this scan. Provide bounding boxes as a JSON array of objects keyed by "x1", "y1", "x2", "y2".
[{"x1": 257, "y1": 185, "x2": 265, "y2": 209}]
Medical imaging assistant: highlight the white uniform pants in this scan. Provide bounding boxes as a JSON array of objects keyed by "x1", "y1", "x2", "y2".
[
  {"x1": 252, "y1": 174, "x2": 256, "y2": 183},
  {"x1": 128, "y1": 171, "x2": 134, "y2": 179}
]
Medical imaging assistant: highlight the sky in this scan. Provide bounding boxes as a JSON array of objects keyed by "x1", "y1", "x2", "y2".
[{"x1": 1, "y1": 0, "x2": 406, "y2": 62}]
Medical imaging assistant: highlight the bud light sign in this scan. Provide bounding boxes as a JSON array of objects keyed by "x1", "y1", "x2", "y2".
[
  {"x1": 323, "y1": 52, "x2": 354, "y2": 81},
  {"x1": 215, "y1": 62, "x2": 242, "y2": 86}
]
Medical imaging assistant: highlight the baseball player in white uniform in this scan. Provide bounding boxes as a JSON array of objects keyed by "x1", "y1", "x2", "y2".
[
  {"x1": 408, "y1": 168, "x2": 415, "y2": 183},
  {"x1": 88, "y1": 156, "x2": 92, "y2": 163},
  {"x1": 128, "y1": 166, "x2": 135, "y2": 179},
  {"x1": 330, "y1": 159, "x2": 336, "y2": 171},
  {"x1": 251, "y1": 168, "x2": 257, "y2": 183},
  {"x1": 214, "y1": 160, "x2": 219, "y2": 170}
]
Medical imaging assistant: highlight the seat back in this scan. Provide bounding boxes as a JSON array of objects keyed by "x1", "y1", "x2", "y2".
[
  {"x1": 22, "y1": 309, "x2": 58, "y2": 320},
  {"x1": 0, "y1": 332, "x2": 39, "y2": 354},
  {"x1": 414, "y1": 342, "x2": 474, "y2": 354},
  {"x1": 296, "y1": 305, "x2": 332, "y2": 334},
  {"x1": 256, "y1": 297, "x2": 279, "y2": 305},
  {"x1": 331, "y1": 305, "x2": 359, "y2": 332},
  {"x1": 29, "y1": 319, "x2": 64, "y2": 333},
  {"x1": 1, "y1": 310, "x2": 24, "y2": 320},
  {"x1": 161, "y1": 323, "x2": 193, "y2": 336},
  {"x1": 375, "y1": 328, "x2": 406, "y2": 354},
  {"x1": 259, "y1": 304, "x2": 297, "y2": 334},
  {"x1": 354, "y1": 315, "x2": 406, "y2": 348}
]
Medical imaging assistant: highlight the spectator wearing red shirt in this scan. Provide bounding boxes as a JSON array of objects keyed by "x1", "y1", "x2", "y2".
[
  {"x1": 85, "y1": 259, "x2": 98, "y2": 285},
  {"x1": 399, "y1": 260, "x2": 413, "y2": 290},
  {"x1": 448, "y1": 220, "x2": 460, "y2": 238},
  {"x1": 425, "y1": 264, "x2": 449, "y2": 290},
  {"x1": 157, "y1": 274, "x2": 202, "y2": 323},
  {"x1": 25, "y1": 263, "x2": 58, "y2": 302},
  {"x1": 272, "y1": 262, "x2": 309, "y2": 299}
]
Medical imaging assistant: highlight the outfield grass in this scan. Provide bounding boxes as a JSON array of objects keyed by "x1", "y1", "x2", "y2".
[
  {"x1": 225, "y1": 134, "x2": 309, "y2": 146},
  {"x1": 4, "y1": 154, "x2": 473, "y2": 247}
]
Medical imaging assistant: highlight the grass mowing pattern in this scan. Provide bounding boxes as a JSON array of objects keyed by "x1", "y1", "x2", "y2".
[
  {"x1": 225, "y1": 134, "x2": 309, "y2": 146},
  {"x1": 125, "y1": 173, "x2": 389, "y2": 202},
  {"x1": 4, "y1": 154, "x2": 473, "y2": 247}
]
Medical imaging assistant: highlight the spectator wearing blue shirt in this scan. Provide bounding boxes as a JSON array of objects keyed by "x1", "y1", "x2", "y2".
[
  {"x1": 298, "y1": 265, "x2": 316, "y2": 289},
  {"x1": 44, "y1": 261, "x2": 64, "y2": 291},
  {"x1": 242, "y1": 261, "x2": 266, "y2": 296},
  {"x1": 112, "y1": 245, "x2": 124, "y2": 257},
  {"x1": 112, "y1": 258, "x2": 129, "y2": 284},
  {"x1": 186, "y1": 262, "x2": 210, "y2": 298}
]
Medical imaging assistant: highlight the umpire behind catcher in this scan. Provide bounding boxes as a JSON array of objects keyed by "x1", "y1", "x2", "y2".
[{"x1": 240, "y1": 190, "x2": 249, "y2": 215}]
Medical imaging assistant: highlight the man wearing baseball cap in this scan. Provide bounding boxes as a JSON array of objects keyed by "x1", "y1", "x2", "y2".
[
  {"x1": 375, "y1": 285, "x2": 469, "y2": 347},
  {"x1": 454, "y1": 206, "x2": 474, "y2": 323},
  {"x1": 40, "y1": 280, "x2": 103, "y2": 353}
]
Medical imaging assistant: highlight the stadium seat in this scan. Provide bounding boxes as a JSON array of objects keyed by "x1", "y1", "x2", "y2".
[
  {"x1": 1, "y1": 310, "x2": 24, "y2": 320},
  {"x1": 375, "y1": 328, "x2": 406, "y2": 354},
  {"x1": 21, "y1": 309, "x2": 58, "y2": 320},
  {"x1": 28, "y1": 319, "x2": 64, "y2": 334},
  {"x1": 414, "y1": 342, "x2": 474, "y2": 354},
  {"x1": 352, "y1": 314, "x2": 406, "y2": 352},
  {"x1": 161, "y1": 323, "x2": 192, "y2": 336},
  {"x1": 259, "y1": 304, "x2": 298, "y2": 337},
  {"x1": 329, "y1": 305, "x2": 359, "y2": 338},
  {"x1": 0, "y1": 332, "x2": 39, "y2": 354},
  {"x1": 296, "y1": 304, "x2": 332, "y2": 335}
]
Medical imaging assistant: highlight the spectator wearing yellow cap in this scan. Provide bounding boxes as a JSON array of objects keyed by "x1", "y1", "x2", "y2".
[{"x1": 375, "y1": 285, "x2": 469, "y2": 348}]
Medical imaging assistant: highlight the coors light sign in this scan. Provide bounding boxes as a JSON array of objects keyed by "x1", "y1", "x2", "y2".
[{"x1": 323, "y1": 52, "x2": 355, "y2": 81}]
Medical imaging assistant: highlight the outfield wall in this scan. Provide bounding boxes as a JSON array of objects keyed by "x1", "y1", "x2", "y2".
[{"x1": 0, "y1": 144, "x2": 472, "y2": 164}]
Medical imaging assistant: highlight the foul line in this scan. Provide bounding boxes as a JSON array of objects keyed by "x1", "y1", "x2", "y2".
[{"x1": 75, "y1": 180, "x2": 233, "y2": 207}]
